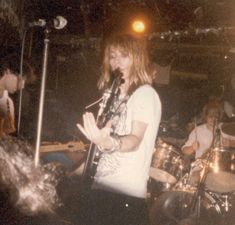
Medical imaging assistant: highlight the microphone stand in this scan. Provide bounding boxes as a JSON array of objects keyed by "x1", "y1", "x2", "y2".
[
  {"x1": 34, "y1": 28, "x2": 51, "y2": 167},
  {"x1": 17, "y1": 29, "x2": 27, "y2": 136}
]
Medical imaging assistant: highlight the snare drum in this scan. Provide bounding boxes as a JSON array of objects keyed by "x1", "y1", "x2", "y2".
[
  {"x1": 149, "y1": 142, "x2": 184, "y2": 184},
  {"x1": 205, "y1": 147, "x2": 235, "y2": 193}
]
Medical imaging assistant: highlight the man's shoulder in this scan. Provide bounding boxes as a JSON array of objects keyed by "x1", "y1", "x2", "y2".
[{"x1": 133, "y1": 84, "x2": 156, "y2": 96}]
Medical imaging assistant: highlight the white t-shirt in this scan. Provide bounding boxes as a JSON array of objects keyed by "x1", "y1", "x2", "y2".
[
  {"x1": 182, "y1": 124, "x2": 213, "y2": 158},
  {"x1": 93, "y1": 84, "x2": 161, "y2": 198},
  {"x1": 0, "y1": 90, "x2": 14, "y2": 119}
]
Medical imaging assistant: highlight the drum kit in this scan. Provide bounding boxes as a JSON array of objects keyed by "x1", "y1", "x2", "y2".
[{"x1": 149, "y1": 139, "x2": 235, "y2": 225}]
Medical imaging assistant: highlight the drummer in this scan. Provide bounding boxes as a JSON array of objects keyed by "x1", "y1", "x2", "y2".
[{"x1": 181, "y1": 99, "x2": 224, "y2": 186}]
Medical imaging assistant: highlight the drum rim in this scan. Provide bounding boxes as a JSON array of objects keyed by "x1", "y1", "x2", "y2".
[
  {"x1": 211, "y1": 147, "x2": 235, "y2": 152},
  {"x1": 149, "y1": 167, "x2": 177, "y2": 184},
  {"x1": 155, "y1": 146, "x2": 181, "y2": 155}
]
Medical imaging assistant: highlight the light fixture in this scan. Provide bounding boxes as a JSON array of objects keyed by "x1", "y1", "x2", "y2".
[{"x1": 131, "y1": 20, "x2": 145, "y2": 33}]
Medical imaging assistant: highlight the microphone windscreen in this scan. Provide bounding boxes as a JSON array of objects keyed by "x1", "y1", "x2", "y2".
[{"x1": 54, "y1": 16, "x2": 67, "y2": 30}]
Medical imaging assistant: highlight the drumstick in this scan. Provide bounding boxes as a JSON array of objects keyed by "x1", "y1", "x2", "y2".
[{"x1": 194, "y1": 116, "x2": 198, "y2": 142}]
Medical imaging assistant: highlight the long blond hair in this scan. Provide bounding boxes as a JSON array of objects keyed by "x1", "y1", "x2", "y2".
[{"x1": 98, "y1": 34, "x2": 154, "y2": 92}]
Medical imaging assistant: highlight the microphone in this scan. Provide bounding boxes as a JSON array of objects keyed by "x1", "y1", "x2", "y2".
[
  {"x1": 28, "y1": 16, "x2": 67, "y2": 29},
  {"x1": 109, "y1": 69, "x2": 124, "y2": 98}
]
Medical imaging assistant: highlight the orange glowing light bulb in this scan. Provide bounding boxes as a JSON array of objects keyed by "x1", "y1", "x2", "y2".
[{"x1": 132, "y1": 20, "x2": 145, "y2": 33}]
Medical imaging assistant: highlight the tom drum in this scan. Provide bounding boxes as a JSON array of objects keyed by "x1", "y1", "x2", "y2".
[
  {"x1": 149, "y1": 142, "x2": 184, "y2": 184},
  {"x1": 205, "y1": 147, "x2": 235, "y2": 193}
]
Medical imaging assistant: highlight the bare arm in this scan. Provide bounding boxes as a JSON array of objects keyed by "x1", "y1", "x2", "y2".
[
  {"x1": 182, "y1": 141, "x2": 199, "y2": 156},
  {"x1": 115, "y1": 120, "x2": 147, "y2": 152}
]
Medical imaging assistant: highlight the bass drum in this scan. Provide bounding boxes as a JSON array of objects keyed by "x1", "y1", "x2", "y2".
[{"x1": 149, "y1": 190, "x2": 222, "y2": 225}]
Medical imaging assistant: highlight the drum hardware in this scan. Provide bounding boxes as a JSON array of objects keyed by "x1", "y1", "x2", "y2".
[
  {"x1": 186, "y1": 147, "x2": 235, "y2": 213},
  {"x1": 221, "y1": 195, "x2": 232, "y2": 212},
  {"x1": 182, "y1": 148, "x2": 235, "y2": 214},
  {"x1": 208, "y1": 192, "x2": 233, "y2": 213},
  {"x1": 167, "y1": 149, "x2": 215, "y2": 219},
  {"x1": 188, "y1": 148, "x2": 217, "y2": 215},
  {"x1": 149, "y1": 147, "x2": 235, "y2": 225},
  {"x1": 173, "y1": 171, "x2": 201, "y2": 193}
]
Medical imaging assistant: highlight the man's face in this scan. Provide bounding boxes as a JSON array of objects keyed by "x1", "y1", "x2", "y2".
[
  {"x1": 109, "y1": 47, "x2": 133, "y2": 80},
  {"x1": 206, "y1": 115, "x2": 218, "y2": 128}
]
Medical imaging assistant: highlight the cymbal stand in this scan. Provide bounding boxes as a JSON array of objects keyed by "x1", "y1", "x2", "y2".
[{"x1": 188, "y1": 150, "x2": 213, "y2": 220}]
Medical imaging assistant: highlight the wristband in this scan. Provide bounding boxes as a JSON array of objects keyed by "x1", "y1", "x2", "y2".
[
  {"x1": 110, "y1": 134, "x2": 122, "y2": 152},
  {"x1": 98, "y1": 135, "x2": 122, "y2": 153}
]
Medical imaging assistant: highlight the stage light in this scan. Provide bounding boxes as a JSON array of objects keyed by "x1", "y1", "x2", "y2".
[{"x1": 132, "y1": 20, "x2": 145, "y2": 33}]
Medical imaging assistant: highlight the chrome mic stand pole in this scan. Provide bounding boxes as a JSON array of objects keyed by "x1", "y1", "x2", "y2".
[
  {"x1": 17, "y1": 29, "x2": 27, "y2": 136},
  {"x1": 34, "y1": 28, "x2": 50, "y2": 167}
]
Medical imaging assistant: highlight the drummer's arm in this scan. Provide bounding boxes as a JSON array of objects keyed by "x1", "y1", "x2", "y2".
[{"x1": 182, "y1": 141, "x2": 199, "y2": 156}]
